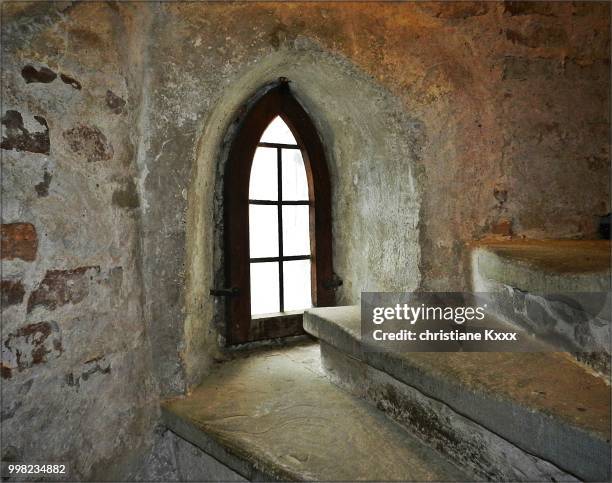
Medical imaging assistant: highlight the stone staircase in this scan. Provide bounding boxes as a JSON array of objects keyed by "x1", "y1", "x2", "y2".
[
  {"x1": 303, "y1": 240, "x2": 610, "y2": 482},
  {"x1": 304, "y1": 307, "x2": 609, "y2": 481},
  {"x1": 162, "y1": 240, "x2": 610, "y2": 481}
]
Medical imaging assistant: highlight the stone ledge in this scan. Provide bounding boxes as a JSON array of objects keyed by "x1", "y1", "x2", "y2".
[
  {"x1": 304, "y1": 306, "x2": 611, "y2": 482},
  {"x1": 471, "y1": 240, "x2": 611, "y2": 373},
  {"x1": 162, "y1": 342, "x2": 469, "y2": 482},
  {"x1": 472, "y1": 239, "x2": 611, "y2": 293}
]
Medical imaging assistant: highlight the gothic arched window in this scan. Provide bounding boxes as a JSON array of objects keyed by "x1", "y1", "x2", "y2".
[{"x1": 223, "y1": 83, "x2": 334, "y2": 344}]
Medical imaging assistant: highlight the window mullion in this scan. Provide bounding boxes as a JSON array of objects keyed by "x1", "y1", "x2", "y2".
[
  {"x1": 277, "y1": 147, "x2": 284, "y2": 312},
  {"x1": 250, "y1": 255, "x2": 310, "y2": 263}
]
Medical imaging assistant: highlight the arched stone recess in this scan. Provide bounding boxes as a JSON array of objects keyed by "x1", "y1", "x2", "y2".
[{"x1": 183, "y1": 45, "x2": 425, "y2": 389}]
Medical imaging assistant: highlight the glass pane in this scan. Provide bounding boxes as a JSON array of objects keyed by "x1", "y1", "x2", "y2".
[
  {"x1": 283, "y1": 260, "x2": 312, "y2": 312},
  {"x1": 282, "y1": 149, "x2": 309, "y2": 201},
  {"x1": 260, "y1": 116, "x2": 297, "y2": 145},
  {"x1": 282, "y1": 205, "x2": 310, "y2": 256},
  {"x1": 249, "y1": 147, "x2": 277, "y2": 200},
  {"x1": 249, "y1": 205, "x2": 278, "y2": 258},
  {"x1": 251, "y1": 262, "x2": 280, "y2": 315}
]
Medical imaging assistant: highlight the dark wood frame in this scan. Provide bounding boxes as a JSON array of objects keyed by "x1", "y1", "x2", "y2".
[{"x1": 224, "y1": 82, "x2": 334, "y2": 345}]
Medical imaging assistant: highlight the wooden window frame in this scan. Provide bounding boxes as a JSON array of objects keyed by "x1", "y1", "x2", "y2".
[{"x1": 224, "y1": 82, "x2": 334, "y2": 345}]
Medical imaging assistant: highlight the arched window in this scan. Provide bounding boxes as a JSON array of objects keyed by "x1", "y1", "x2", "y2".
[{"x1": 223, "y1": 82, "x2": 334, "y2": 344}]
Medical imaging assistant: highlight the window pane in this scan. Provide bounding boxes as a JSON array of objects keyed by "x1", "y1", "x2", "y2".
[
  {"x1": 282, "y1": 149, "x2": 309, "y2": 201},
  {"x1": 282, "y1": 205, "x2": 310, "y2": 256},
  {"x1": 249, "y1": 205, "x2": 278, "y2": 258},
  {"x1": 250, "y1": 262, "x2": 280, "y2": 315},
  {"x1": 260, "y1": 116, "x2": 297, "y2": 145},
  {"x1": 283, "y1": 260, "x2": 312, "y2": 312},
  {"x1": 249, "y1": 147, "x2": 277, "y2": 200}
]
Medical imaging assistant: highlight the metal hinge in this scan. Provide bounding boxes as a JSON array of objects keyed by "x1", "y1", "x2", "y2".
[{"x1": 323, "y1": 274, "x2": 343, "y2": 290}]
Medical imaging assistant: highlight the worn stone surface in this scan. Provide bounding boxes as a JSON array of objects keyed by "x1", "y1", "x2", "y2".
[
  {"x1": 304, "y1": 306, "x2": 611, "y2": 482},
  {"x1": 127, "y1": 1, "x2": 609, "y2": 394},
  {"x1": 320, "y1": 341, "x2": 576, "y2": 482},
  {"x1": 1, "y1": 2, "x2": 158, "y2": 480},
  {"x1": 163, "y1": 342, "x2": 469, "y2": 481}
]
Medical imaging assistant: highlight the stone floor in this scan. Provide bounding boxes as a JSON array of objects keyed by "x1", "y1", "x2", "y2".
[{"x1": 162, "y1": 341, "x2": 469, "y2": 481}]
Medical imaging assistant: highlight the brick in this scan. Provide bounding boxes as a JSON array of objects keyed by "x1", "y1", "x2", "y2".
[
  {"x1": 1, "y1": 321, "x2": 63, "y2": 378},
  {"x1": 1, "y1": 280, "x2": 25, "y2": 308},
  {"x1": 1, "y1": 223, "x2": 38, "y2": 261},
  {"x1": 63, "y1": 124, "x2": 114, "y2": 162},
  {"x1": 27, "y1": 266, "x2": 100, "y2": 313}
]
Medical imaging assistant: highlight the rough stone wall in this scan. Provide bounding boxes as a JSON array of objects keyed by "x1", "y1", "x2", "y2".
[
  {"x1": 1, "y1": 2, "x2": 158, "y2": 479},
  {"x1": 135, "y1": 429, "x2": 247, "y2": 482},
  {"x1": 135, "y1": 2, "x2": 609, "y2": 393}
]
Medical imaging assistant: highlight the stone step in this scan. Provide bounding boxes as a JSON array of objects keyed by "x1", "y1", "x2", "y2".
[
  {"x1": 471, "y1": 240, "x2": 611, "y2": 374},
  {"x1": 304, "y1": 306, "x2": 611, "y2": 482},
  {"x1": 162, "y1": 341, "x2": 470, "y2": 482},
  {"x1": 472, "y1": 240, "x2": 611, "y2": 293}
]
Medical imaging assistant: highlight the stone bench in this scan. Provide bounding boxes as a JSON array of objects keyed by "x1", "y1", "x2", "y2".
[
  {"x1": 162, "y1": 342, "x2": 470, "y2": 481},
  {"x1": 304, "y1": 306, "x2": 611, "y2": 482}
]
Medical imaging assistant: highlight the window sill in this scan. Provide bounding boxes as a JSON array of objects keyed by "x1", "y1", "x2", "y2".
[
  {"x1": 251, "y1": 309, "x2": 308, "y2": 320},
  {"x1": 249, "y1": 310, "x2": 308, "y2": 341}
]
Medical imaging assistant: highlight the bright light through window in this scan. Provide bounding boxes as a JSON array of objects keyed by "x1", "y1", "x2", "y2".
[
  {"x1": 248, "y1": 116, "x2": 312, "y2": 315},
  {"x1": 260, "y1": 116, "x2": 298, "y2": 144}
]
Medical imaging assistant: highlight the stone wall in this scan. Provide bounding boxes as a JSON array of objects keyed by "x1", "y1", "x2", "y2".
[
  {"x1": 138, "y1": 1, "x2": 609, "y2": 393},
  {"x1": 1, "y1": 3, "x2": 158, "y2": 479},
  {"x1": 1, "y1": 2, "x2": 609, "y2": 478}
]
